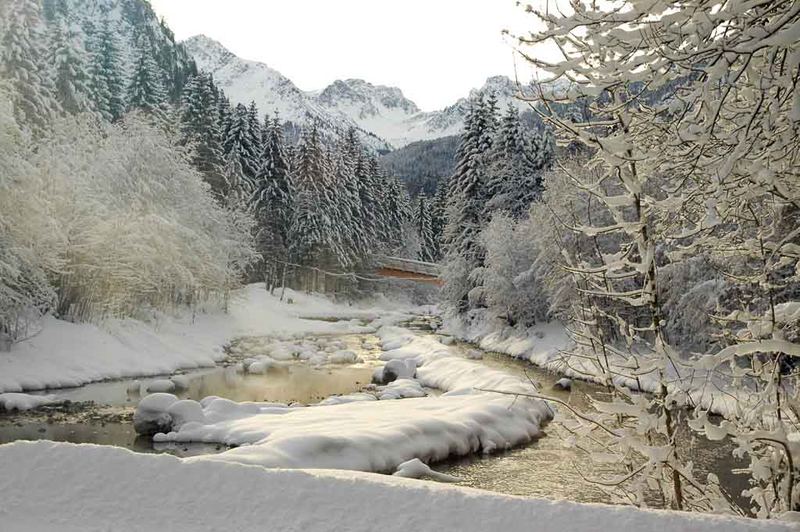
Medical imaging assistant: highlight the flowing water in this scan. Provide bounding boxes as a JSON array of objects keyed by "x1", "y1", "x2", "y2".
[{"x1": 0, "y1": 316, "x2": 750, "y2": 510}]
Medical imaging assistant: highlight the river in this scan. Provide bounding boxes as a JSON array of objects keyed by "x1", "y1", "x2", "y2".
[{"x1": 0, "y1": 315, "x2": 749, "y2": 510}]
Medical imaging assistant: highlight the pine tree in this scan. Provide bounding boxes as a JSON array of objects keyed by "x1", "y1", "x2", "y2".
[
  {"x1": 417, "y1": 193, "x2": 436, "y2": 262},
  {"x1": 246, "y1": 101, "x2": 263, "y2": 159},
  {"x1": 223, "y1": 103, "x2": 260, "y2": 185},
  {"x1": 381, "y1": 174, "x2": 412, "y2": 254},
  {"x1": 334, "y1": 128, "x2": 367, "y2": 265},
  {"x1": 290, "y1": 125, "x2": 338, "y2": 267},
  {"x1": 252, "y1": 115, "x2": 293, "y2": 264},
  {"x1": 443, "y1": 92, "x2": 496, "y2": 313},
  {"x1": 178, "y1": 72, "x2": 226, "y2": 196},
  {"x1": 356, "y1": 153, "x2": 384, "y2": 255},
  {"x1": 48, "y1": 14, "x2": 92, "y2": 115},
  {"x1": 485, "y1": 104, "x2": 554, "y2": 218},
  {"x1": 128, "y1": 32, "x2": 167, "y2": 118},
  {"x1": 429, "y1": 179, "x2": 447, "y2": 261},
  {"x1": 86, "y1": 17, "x2": 125, "y2": 122},
  {"x1": 216, "y1": 90, "x2": 232, "y2": 142},
  {"x1": 0, "y1": 0, "x2": 57, "y2": 134}
]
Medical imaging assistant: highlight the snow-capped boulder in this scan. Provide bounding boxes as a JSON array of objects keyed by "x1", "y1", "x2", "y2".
[
  {"x1": 373, "y1": 359, "x2": 417, "y2": 384},
  {"x1": 553, "y1": 378, "x2": 572, "y2": 391},
  {"x1": 133, "y1": 393, "x2": 178, "y2": 435},
  {"x1": 146, "y1": 380, "x2": 176, "y2": 393}
]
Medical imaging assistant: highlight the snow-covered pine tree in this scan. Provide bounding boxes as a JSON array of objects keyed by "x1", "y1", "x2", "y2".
[
  {"x1": 85, "y1": 17, "x2": 126, "y2": 122},
  {"x1": 334, "y1": 128, "x2": 368, "y2": 265},
  {"x1": 485, "y1": 104, "x2": 552, "y2": 218},
  {"x1": 416, "y1": 193, "x2": 436, "y2": 263},
  {"x1": 382, "y1": 174, "x2": 415, "y2": 257},
  {"x1": 127, "y1": 31, "x2": 167, "y2": 120},
  {"x1": 246, "y1": 100, "x2": 263, "y2": 162},
  {"x1": 0, "y1": 0, "x2": 57, "y2": 135},
  {"x1": 178, "y1": 72, "x2": 226, "y2": 196},
  {"x1": 251, "y1": 115, "x2": 293, "y2": 281},
  {"x1": 290, "y1": 124, "x2": 338, "y2": 269},
  {"x1": 47, "y1": 13, "x2": 92, "y2": 115},
  {"x1": 216, "y1": 89, "x2": 232, "y2": 143},
  {"x1": 429, "y1": 179, "x2": 447, "y2": 262},
  {"x1": 356, "y1": 153, "x2": 385, "y2": 255},
  {"x1": 223, "y1": 103, "x2": 260, "y2": 186},
  {"x1": 442, "y1": 92, "x2": 496, "y2": 313}
]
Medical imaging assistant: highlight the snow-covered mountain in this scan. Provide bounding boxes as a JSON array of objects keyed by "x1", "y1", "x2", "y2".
[
  {"x1": 184, "y1": 35, "x2": 534, "y2": 150},
  {"x1": 184, "y1": 35, "x2": 392, "y2": 151}
]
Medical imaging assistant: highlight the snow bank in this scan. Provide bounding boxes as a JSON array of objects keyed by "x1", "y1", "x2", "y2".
[
  {"x1": 151, "y1": 392, "x2": 546, "y2": 471},
  {"x1": 138, "y1": 325, "x2": 552, "y2": 472},
  {"x1": 0, "y1": 392, "x2": 61, "y2": 411},
  {"x1": 444, "y1": 315, "x2": 746, "y2": 418},
  {"x1": 0, "y1": 441, "x2": 789, "y2": 532},
  {"x1": 0, "y1": 284, "x2": 416, "y2": 394}
]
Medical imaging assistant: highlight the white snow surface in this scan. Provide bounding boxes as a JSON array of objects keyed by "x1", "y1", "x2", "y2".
[
  {"x1": 0, "y1": 393, "x2": 61, "y2": 411},
  {"x1": 0, "y1": 284, "x2": 414, "y2": 394},
  {"x1": 0, "y1": 441, "x2": 790, "y2": 532},
  {"x1": 140, "y1": 326, "x2": 552, "y2": 472}
]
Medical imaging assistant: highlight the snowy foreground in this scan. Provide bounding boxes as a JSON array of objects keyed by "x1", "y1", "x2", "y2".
[
  {"x1": 0, "y1": 286, "x2": 793, "y2": 530},
  {"x1": 0, "y1": 285, "x2": 408, "y2": 394},
  {"x1": 0, "y1": 441, "x2": 789, "y2": 532}
]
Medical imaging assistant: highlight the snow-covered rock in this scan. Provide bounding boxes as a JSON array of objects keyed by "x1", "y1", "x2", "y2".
[
  {"x1": 146, "y1": 379, "x2": 176, "y2": 393},
  {"x1": 553, "y1": 378, "x2": 572, "y2": 391},
  {"x1": 392, "y1": 458, "x2": 461, "y2": 483},
  {"x1": 133, "y1": 393, "x2": 179, "y2": 435},
  {"x1": 373, "y1": 358, "x2": 417, "y2": 384},
  {"x1": 170, "y1": 375, "x2": 191, "y2": 391},
  {"x1": 378, "y1": 379, "x2": 427, "y2": 400},
  {"x1": 328, "y1": 349, "x2": 361, "y2": 364}
]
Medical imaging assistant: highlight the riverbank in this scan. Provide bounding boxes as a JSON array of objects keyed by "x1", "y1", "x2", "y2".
[
  {"x1": 0, "y1": 284, "x2": 416, "y2": 395},
  {"x1": 1, "y1": 440, "x2": 791, "y2": 532},
  {"x1": 442, "y1": 311, "x2": 750, "y2": 418}
]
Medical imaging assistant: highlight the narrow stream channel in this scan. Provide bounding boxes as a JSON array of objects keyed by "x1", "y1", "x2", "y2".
[{"x1": 0, "y1": 315, "x2": 750, "y2": 510}]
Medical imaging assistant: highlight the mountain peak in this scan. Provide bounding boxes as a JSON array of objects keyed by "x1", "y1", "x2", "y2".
[
  {"x1": 183, "y1": 35, "x2": 236, "y2": 71},
  {"x1": 317, "y1": 78, "x2": 420, "y2": 115}
]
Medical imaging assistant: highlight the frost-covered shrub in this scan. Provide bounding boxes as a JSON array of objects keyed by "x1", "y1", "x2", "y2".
[
  {"x1": 0, "y1": 88, "x2": 64, "y2": 340},
  {"x1": 0, "y1": 102, "x2": 257, "y2": 329},
  {"x1": 34, "y1": 114, "x2": 257, "y2": 320},
  {"x1": 658, "y1": 255, "x2": 731, "y2": 353},
  {"x1": 479, "y1": 213, "x2": 550, "y2": 327}
]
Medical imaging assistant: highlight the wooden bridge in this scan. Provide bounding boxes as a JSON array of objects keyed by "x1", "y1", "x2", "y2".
[{"x1": 374, "y1": 256, "x2": 441, "y2": 285}]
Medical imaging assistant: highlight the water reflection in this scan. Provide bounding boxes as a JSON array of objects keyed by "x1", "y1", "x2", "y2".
[{"x1": 434, "y1": 345, "x2": 750, "y2": 510}]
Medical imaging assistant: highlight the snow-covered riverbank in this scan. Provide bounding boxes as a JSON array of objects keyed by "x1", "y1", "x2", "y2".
[
  {"x1": 0, "y1": 284, "x2": 415, "y2": 394},
  {"x1": 1, "y1": 441, "x2": 791, "y2": 532},
  {"x1": 443, "y1": 313, "x2": 753, "y2": 419}
]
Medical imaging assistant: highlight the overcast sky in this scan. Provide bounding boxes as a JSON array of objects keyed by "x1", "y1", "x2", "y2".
[{"x1": 149, "y1": 0, "x2": 541, "y2": 111}]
